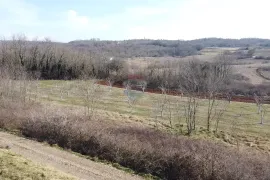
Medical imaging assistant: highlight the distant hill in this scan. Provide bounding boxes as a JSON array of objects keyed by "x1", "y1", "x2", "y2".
[
  {"x1": 189, "y1": 38, "x2": 270, "y2": 48},
  {"x1": 68, "y1": 38, "x2": 270, "y2": 58}
]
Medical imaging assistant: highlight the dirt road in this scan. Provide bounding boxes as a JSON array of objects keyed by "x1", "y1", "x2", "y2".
[
  {"x1": 0, "y1": 131, "x2": 142, "y2": 180},
  {"x1": 233, "y1": 63, "x2": 270, "y2": 85}
]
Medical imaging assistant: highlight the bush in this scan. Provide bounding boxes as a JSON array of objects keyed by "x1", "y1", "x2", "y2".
[
  {"x1": 18, "y1": 112, "x2": 270, "y2": 180},
  {"x1": 1, "y1": 87, "x2": 270, "y2": 180}
]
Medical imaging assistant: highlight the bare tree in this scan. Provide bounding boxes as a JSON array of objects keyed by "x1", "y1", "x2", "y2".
[
  {"x1": 138, "y1": 80, "x2": 147, "y2": 93},
  {"x1": 205, "y1": 58, "x2": 231, "y2": 131},
  {"x1": 158, "y1": 85, "x2": 168, "y2": 118},
  {"x1": 123, "y1": 83, "x2": 140, "y2": 115},
  {"x1": 106, "y1": 76, "x2": 115, "y2": 92},
  {"x1": 80, "y1": 80, "x2": 103, "y2": 120},
  {"x1": 178, "y1": 61, "x2": 201, "y2": 135},
  {"x1": 167, "y1": 97, "x2": 173, "y2": 128},
  {"x1": 178, "y1": 58, "x2": 231, "y2": 133},
  {"x1": 254, "y1": 93, "x2": 266, "y2": 124},
  {"x1": 226, "y1": 92, "x2": 232, "y2": 104},
  {"x1": 183, "y1": 94, "x2": 198, "y2": 135},
  {"x1": 11, "y1": 35, "x2": 28, "y2": 78},
  {"x1": 123, "y1": 80, "x2": 130, "y2": 91},
  {"x1": 254, "y1": 93, "x2": 263, "y2": 114},
  {"x1": 214, "y1": 101, "x2": 230, "y2": 134}
]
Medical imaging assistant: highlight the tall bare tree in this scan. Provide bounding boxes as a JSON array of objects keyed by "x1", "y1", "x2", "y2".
[
  {"x1": 254, "y1": 93, "x2": 266, "y2": 124},
  {"x1": 178, "y1": 57, "x2": 231, "y2": 133}
]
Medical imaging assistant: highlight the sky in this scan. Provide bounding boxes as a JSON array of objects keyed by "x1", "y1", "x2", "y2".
[{"x1": 0, "y1": 0, "x2": 270, "y2": 42}]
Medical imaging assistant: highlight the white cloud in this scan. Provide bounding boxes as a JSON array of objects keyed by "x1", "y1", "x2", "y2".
[
  {"x1": 67, "y1": 10, "x2": 90, "y2": 26},
  {"x1": 127, "y1": 0, "x2": 270, "y2": 40},
  {"x1": 65, "y1": 10, "x2": 110, "y2": 33},
  {"x1": 0, "y1": 0, "x2": 39, "y2": 26},
  {"x1": 1, "y1": 0, "x2": 270, "y2": 41},
  {"x1": 128, "y1": 26, "x2": 176, "y2": 40},
  {"x1": 0, "y1": 0, "x2": 110, "y2": 42},
  {"x1": 126, "y1": 7, "x2": 168, "y2": 16}
]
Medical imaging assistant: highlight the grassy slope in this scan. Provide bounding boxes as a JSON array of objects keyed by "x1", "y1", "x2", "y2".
[
  {"x1": 0, "y1": 148, "x2": 75, "y2": 180},
  {"x1": 29, "y1": 80, "x2": 270, "y2": 152}
]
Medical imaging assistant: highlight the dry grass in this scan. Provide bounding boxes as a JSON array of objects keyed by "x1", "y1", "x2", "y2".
[
  {"x1": 1, "y1": 99, "x2": 270, "y2": 180},
  {"x1": 254, "y1": 48, "x2": 270, "y2": 57},
  {"x1": 3, "y1": 79, "x2": 270, "y2": 152},
  {"x1": 232, "y1": 62, "x2": 270, "y2": 84},
  {"x1": 37, "y1": 81, "x2": 270, "y2": 133},
  {"x1": 3, "y1": 79, "x2": 270, "y2": 151},
  {"x1": 257, "y1": 67, "x2": 270, "y2": 80},
  {"x1": 0, "y1": 148, "x2": 75, "y2": 180},
  {"x1": 2, "y1": 79, "x2": 270, "y2": 179}
]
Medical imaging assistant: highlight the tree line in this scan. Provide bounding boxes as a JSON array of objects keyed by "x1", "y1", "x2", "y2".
[
  {"x1": 70, "y1": 38, "x2": 270, "y2": 58},
  {"x1": 0, "y1": 35, "x2": 127, "y2": 80},
  {"x1": 1, "y1": 35, "x2": 270, "y2": 97}
]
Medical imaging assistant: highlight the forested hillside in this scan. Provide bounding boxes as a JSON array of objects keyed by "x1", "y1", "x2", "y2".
[
  {"x1": 69, "y1": 38, "x2": 270, "y2": 58},
  {"x1": 2, "y1": 35, "x2": 270, "y2": 91}
]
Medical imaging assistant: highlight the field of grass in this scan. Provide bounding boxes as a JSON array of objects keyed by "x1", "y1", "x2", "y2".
[
  {"x1": 9, "y1": 79, "x2": 268, "y2": 152},
  {"x1": 257, "y1": 67, "x2": 270, "y2": 80},
  {"x1": 254, "y1": 48, "x2": 270, "y2": 57},
  {"x1": 2, "y1": 79, "x2": 270, "y2": 179},
  {"x1": 200, "y1": 47, "x2": 238, "y2": 56},
  {"x1": 128, "y1": 47, "x2": 234, "y2": 67},
  {"x1": 0, "y1": 148, "x2": 75, "y2": 180}
]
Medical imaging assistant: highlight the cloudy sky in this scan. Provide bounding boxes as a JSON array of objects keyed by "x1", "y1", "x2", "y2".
[{"x1": 0, "y1": 0, "x2": 269, "y2": 42}]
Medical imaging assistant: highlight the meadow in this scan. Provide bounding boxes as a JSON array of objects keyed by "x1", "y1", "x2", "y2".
[
  {"x1": 4, "y1": 79, "x2": 270, "y2": 152},
  {"x1": 2, "y1": 78, "x2": 270, "y2": 179}
]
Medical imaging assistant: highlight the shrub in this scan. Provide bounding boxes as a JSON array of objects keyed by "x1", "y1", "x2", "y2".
[{"x1": 18, "y1": 110, "x2": 270, "y2": 180}]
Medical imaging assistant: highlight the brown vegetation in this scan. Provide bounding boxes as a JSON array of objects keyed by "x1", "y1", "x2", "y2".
[
  {"x1": 2, "y1": 35, "x2": 270, "y2": 179},
  {"x1": 0, "y1": 92, "x2": 270, "y2": 180},
  {"x1": 2, "y1": 35, "x2": 270, "y2": 97},
  {"x1": 256, "y1": 67, "x2": 270, "y2": 80},
  {"x1": 0, "y1": 35, "x2": 127, "y2": 80}
]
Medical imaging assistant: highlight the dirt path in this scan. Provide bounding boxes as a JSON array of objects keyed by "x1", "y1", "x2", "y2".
[
  {"x1": 0, "y1": 131, "x2": 142, "y2": 180},
  {"x1": 233, "y1": 63, "x2": 270, "y2": 85}
]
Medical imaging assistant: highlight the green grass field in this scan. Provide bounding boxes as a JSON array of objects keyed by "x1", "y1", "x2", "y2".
[{"x1": 7, "y1": 79, "x2": 270, "y2": 152}]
